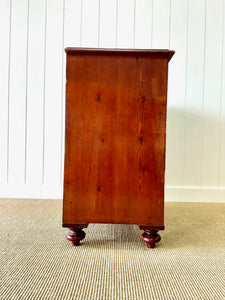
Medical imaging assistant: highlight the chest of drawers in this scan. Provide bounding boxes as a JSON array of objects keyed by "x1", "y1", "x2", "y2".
[{"x1": 63, "y1": 48, "x2": 174, "y2": 248}]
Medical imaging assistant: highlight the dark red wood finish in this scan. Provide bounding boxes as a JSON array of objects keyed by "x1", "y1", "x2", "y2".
[
  {"x1": 63, "y1": 48, "x2": 174, "y2": 247},
  {"x1": 66, "y1": 224, "x2": 88, "y2": 246}
]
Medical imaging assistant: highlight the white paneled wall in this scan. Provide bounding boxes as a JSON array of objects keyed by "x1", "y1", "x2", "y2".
[{"x1": 0, "y1": 0, "x2": 224, "y2": 201}]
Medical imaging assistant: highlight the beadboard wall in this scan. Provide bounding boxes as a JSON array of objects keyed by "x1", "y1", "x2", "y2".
[{"x1": 0, "y1": 0, "x2": 224, "y2": 202}]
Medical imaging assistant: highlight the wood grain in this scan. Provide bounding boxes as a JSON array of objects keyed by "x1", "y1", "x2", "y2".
[{"x1": 63, "y1": 49, "x2": 174, "y2": 226}]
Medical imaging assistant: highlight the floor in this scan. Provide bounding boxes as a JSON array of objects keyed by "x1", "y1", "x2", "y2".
[{"x1": 0, "y1": 199, "x2": 224, "y2": 299}]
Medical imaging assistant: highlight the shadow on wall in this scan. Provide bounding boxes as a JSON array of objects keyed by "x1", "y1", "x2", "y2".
[{"x1": 165, "y1": 105, "x2": 224, "y2": 187}]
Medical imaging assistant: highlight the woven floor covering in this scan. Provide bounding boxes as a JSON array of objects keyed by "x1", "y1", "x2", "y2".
[{"x1": 0, "y1": 199, "x2": 224, "y2": 300}]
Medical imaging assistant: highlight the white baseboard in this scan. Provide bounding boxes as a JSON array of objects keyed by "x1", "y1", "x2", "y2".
[
  {"x1": 166, "y1": 186, "x2": 225, "y2": 203},
  {"x1": 0, "y1": 184, "x2": 225, "y2": 203}
]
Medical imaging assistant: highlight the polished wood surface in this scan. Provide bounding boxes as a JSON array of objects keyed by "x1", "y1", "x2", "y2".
[
  {"x1": 66, "y1": 224, "x2": 89, "y2": 246},
  {"x1": 139, "y1": 225, "x2": 162, "y2": 248},
  {"x1": 63, "y1": 48, "x2": 174, "y2": 246}
]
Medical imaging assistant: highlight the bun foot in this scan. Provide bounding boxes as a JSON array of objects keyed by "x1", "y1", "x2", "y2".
[
  {"x1": 139, "y1": 225, "x2": 163, "y2": 248},
  {"x1": 142, "y1": 230, "x2": 161, "y2": 248},
  {"x1": 66, "y1": 224, "x2": 88, "y2": 246}
]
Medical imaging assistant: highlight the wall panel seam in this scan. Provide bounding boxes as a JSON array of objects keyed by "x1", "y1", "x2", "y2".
[
  {"x1": 151, "y1": 0, "x2": 154, "y2": 48},
  {"x1": 98, "y1": 0, "x2": 100, "y2": 47},
  {"x1": 6, "y1": 0, "x2": 12, "y2": 184},
  {"x1": 24, "y1": 0, "x2": 30, "y2": 184},
  {"x1": 183, "y1": 0, "x2": 189, "y2": 186},
  {"x1": 133, "y1": 0, "x2": 136, "y2": 48},
  {"x1": 80, "y1": 0, "x2": 83, "y2": 46},
  {"x1": 115, "y1": 0, "x2": 118, "y2": 47},
  {"x1": 218, "y1": 0, "x2": 225, "y2": 187},
  {"x1": 200, "y1": 0, "x2": 207, "y2": 187},
  {"x1": 42, "y1": 0, "x2": 47, "y2": 184},
  {"x1": 168, "y1": 0, "x2": 172, "y2": 49},
  {"x1": 60, "y1": 0, "x2": 66, "y2": 185}
]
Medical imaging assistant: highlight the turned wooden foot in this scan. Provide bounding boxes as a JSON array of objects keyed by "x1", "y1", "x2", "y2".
[
  {"x1": 139, "y1": 225, "x2": 163, "y2": 248},
  {"x1": 65, "y1": 224, "x2": 88, "y2": 246}
]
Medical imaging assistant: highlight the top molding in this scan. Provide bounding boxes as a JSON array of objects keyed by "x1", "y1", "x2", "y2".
[{"x1": 65, "y1": 48, "x2": 175, "y2": 61}]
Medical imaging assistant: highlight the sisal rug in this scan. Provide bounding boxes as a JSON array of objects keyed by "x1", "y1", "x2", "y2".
[{"x1": 0, "y1": 199, "x2": 224, "y2": 299}]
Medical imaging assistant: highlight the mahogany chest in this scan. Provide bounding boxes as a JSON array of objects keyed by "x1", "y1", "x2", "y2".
[{"x1": 63, "y1": 48, "x2": 174, "y2": 248}]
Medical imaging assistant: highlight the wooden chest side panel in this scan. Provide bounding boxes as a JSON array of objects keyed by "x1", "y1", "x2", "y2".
[{"x1": 63, "y1": 54, "x2": 168, "y2": 225}]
